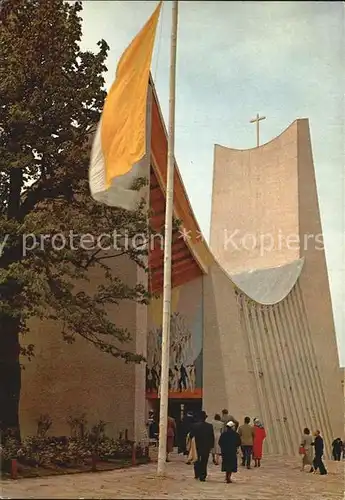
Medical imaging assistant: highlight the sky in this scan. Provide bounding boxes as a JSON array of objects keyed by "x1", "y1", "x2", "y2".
[{"x1": 80, "y1": 1, "x2": 344, "y2": 365}]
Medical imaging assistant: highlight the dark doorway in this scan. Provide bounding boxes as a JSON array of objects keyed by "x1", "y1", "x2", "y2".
[
  {"x1": 150, "y1": 398, "x2": 202, "y2": 424},
  {"x1": 168, "y1": 399, "x2": 202, "y2": 424},
  {"x1": 149, "y1": 399, "x2": 202, "y2": 450}
]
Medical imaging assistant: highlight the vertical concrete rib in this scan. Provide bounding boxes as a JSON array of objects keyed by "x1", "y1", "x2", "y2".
[
  {"x1": 280, "y1": 299, "x2": 312, "y2": 430},
  {"x1": 252, "y1": 305, "x2": 282, "y2": 454},
  {"x1": 236, "y1": 292, "x2": 258, "y2": 396},
  {"x1": 285, "y1": 291, "x2": 319, "y2": 431},
  {"x1": 294, "y1": 283, "x2": 333, "y2": 455},
  {"x1": 241, "y1": 296, "x2": 273, "y2": 453},
  {"x1": 251, "y1": 304, "x2": 279, "y2": 452},
  {"x1": 258, "y1": 306, "x2": 290, "y2": 454},
  {"x1": 273, "y1": 304, "x2": 304, "y2": 451},
  {"x1": 277, "y1": 301, "x2": 308, "y2": 436},
  {"x1": 290, "y1": 287, "x2": 328, "y2": 434},
  {"x1": 264, "y1": 306, "x2": 294, "y2": 455}
]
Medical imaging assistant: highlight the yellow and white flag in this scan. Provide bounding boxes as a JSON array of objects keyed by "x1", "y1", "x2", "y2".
[{"x1": 89, "y1": 1, "x2": 162, "y2": 210}]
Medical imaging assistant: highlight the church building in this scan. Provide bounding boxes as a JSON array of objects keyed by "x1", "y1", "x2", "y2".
[{"x1": 20, "y1": 77, "x2": 343, "y2": 457}]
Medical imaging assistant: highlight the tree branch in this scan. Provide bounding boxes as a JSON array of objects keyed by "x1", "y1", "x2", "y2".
[{"x1": 7, "y1": 168, "x2": 23, "y2": 219}]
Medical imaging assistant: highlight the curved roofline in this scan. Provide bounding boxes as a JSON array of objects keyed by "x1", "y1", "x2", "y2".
[
  {"x1": 149, "y1": 75, "x2": 203, "y2": 239},
  {"x1": 214, "y1": 118, "x2": 307, "y2": 153},
  {"x1": 149, "y1": 73, "x2": 304, "y2": 305},
  {"x1": 149, "y1": 74, "x2": 215, "y2": 273},
  {"x1": 230, "y1": 258, "x2": 305, "y2": 305}
]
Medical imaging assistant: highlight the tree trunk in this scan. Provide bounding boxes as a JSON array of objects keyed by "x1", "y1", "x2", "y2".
[
  {"x1": 0, "y1": 315, "x2": 21, "y2": 441},
  {"x1": 0, "y1": 166, "x2": 24, "y2": 442}
]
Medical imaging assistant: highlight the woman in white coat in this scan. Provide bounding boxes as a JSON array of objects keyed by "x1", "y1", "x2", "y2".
[{"x1": 211, "y1": 413, "x2": 223, "y2": 465}]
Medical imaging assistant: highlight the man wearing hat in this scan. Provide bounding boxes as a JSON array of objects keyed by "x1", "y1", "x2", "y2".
[
  {"x1": 221, "y1": 409, "x2": 239, "y2": 432},
  {"x1": 189, "y1": 411, "x2": 215, "y2": 481}
]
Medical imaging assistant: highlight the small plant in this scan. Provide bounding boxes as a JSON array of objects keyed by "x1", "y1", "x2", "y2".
[
  {"x1": 89, "y1": 420, "x2": 107, "y2": 442},
  {"x1": 36, "y1": 414, "x2": 52, "y2": 437},
  {"x1": 67, "y1": 414, "x2": 87, "y2": 438}
]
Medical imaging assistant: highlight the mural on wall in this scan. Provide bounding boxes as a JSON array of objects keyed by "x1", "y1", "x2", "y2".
[{"x1": 146, "y1": 278, "x2": 203, "y2": 399}]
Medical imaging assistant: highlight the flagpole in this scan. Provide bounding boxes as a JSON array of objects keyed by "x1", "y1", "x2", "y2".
[{"x1": 157, "y1": 0, "x2": 178, "y2": 477}]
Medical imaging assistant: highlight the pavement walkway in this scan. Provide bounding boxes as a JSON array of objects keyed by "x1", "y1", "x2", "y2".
[{"x1": 1, "y1": 452, "x2": 344, "y2": 499}]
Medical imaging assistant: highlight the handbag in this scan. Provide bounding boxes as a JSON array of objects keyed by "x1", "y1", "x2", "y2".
[{"x1": 299, "y1": 446, "x2": 305, "y2": 455}]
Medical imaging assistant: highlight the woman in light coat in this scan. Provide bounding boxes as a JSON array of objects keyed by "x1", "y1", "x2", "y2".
[
  {"x1": 211, "y1": 413, "x2": 223, "y2": 465},
  {"x1": 300, "y1": 427, "x2": 314, "y2": 472}
]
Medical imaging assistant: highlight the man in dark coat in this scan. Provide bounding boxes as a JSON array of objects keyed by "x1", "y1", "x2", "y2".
[
  {"x1": 189, "y1": 410, "x2": 215, "y2": 481},
  {"x1": 219, "y1": 420, "x2": 241, "y2": 483},
  {"x1": 178, "y1": 411, "x2": 194, "y2": 455},
  {"x1": 332, "y1": 438, "x2": 342, "y2": 461},
  {"x1": 312, "y1": 430, "x2": 327, "y2": 475}
]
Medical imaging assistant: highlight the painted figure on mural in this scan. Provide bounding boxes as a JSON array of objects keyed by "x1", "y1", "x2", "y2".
[
  {"x1": 146, "y1": 365, "x2": 153, "y2": 392},
  {"x1": 146, "y1": 309, "x2": 201, "y2": 395},
  {"x1": 178, "y1": 363, "x2": 188, "y2": 391},
  {"x1": 168, "y1": 367, "x2": 174, "y2": 390},
  {"x1": 173, "y1": 365, "x2": 179, "y2": 390},
  {"x1": 151, "y1": 364, "x2": 159, "y2": 391},
  {"x1": 187, "y1": 364, "x2": 196, "y2": 391}
]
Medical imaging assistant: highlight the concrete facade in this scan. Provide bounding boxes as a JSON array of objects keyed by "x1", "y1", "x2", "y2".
[
  {"x1": 20, "y1": 255, "x2": 140, "y2": 440},
  {"x1": 206, "y1": 118, "x2": 343, "y2": 455},
  {"x1": 210, "y1": 123, "x2": 300, "y2": 273}
]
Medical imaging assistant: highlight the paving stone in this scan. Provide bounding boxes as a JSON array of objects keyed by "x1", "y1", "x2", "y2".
[{"x1": 1, "y1": 453, "x2": 343, "y2": 499}]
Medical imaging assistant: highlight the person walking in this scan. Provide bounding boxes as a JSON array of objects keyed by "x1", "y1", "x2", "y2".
[
  {"x1": 332, "y1": 438, "x2": 342, "y2": 461},
  {"x1": 166, "y1": 415, "x2": 176, "y2": 462},
  {"x1": 178, "y1": 411, "x2": 195, "y2": 455},
  {"x1": 189, "y1": 411, "x2": 215, "y2": 481},
  {"x1": 238, "y1": 416, "x2": 255, "y2": 469},
  {"x1": 221, "y1": 409, "x2": 239, "y2": 432},
  {"x1": 253, "y1": 419, "x2": 266, "y2": 467},
  {"x1": 146, "y1": 410, "x2": 159, "y2": 446},
  {"x1": 211, "y1": 414, "x2": 223, "y2": 465},
  {"x1": 312, "y1": 430, "x2": 327, "y2": 475},
  {"x1": 219, "y1": 420, "x2": 241, "y2": 483},
  {"x1": 300, "y1": 427, "x2": 314, "y2": 472}
]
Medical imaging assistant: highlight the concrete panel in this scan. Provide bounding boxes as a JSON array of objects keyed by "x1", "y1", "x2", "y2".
[
  {"x1": 296, "y1": 119, "x2": 343, "y2": 439},
  {"x1": 210, "y1": 123, "x2": 299, "y2": 273},
  {"x1": 203, "y1": 264, "x2": 257, "y2": 422},
  {"x1": 20, "y1": 255, "x2": 138, "y2": 440}
]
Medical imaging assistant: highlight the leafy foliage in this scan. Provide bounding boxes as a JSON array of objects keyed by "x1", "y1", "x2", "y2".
[
  {"x1": 0, "y1": 435, "x2": 141, "y2": 468},
  {"x1": 0, "y1": 0, "x2": 153, "y2": 370},
  {"x1": 0, "y1": 416, "x2": 148, "y2": 470}
]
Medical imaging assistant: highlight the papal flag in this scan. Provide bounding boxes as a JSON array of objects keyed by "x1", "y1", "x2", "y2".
[{"x1": 89, "y1": 1, "x2": 162, "y2": 210}]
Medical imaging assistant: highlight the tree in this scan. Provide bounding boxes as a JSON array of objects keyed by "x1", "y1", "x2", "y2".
[{"x1": 0, "y1": 0, "x2": 152, "y2": 437}]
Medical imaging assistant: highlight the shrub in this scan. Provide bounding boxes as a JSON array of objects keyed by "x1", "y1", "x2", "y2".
[
  {"x1": 0, "y1": 435, "x2": 136, "y2": 469},
  {"x1": 0, "y1": 415, "x2": 147, "y2": 471}
]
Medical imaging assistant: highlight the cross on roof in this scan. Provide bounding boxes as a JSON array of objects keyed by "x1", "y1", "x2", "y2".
[{"x1": 250, "y1": 113, "x2": 266, "y2": 147}]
